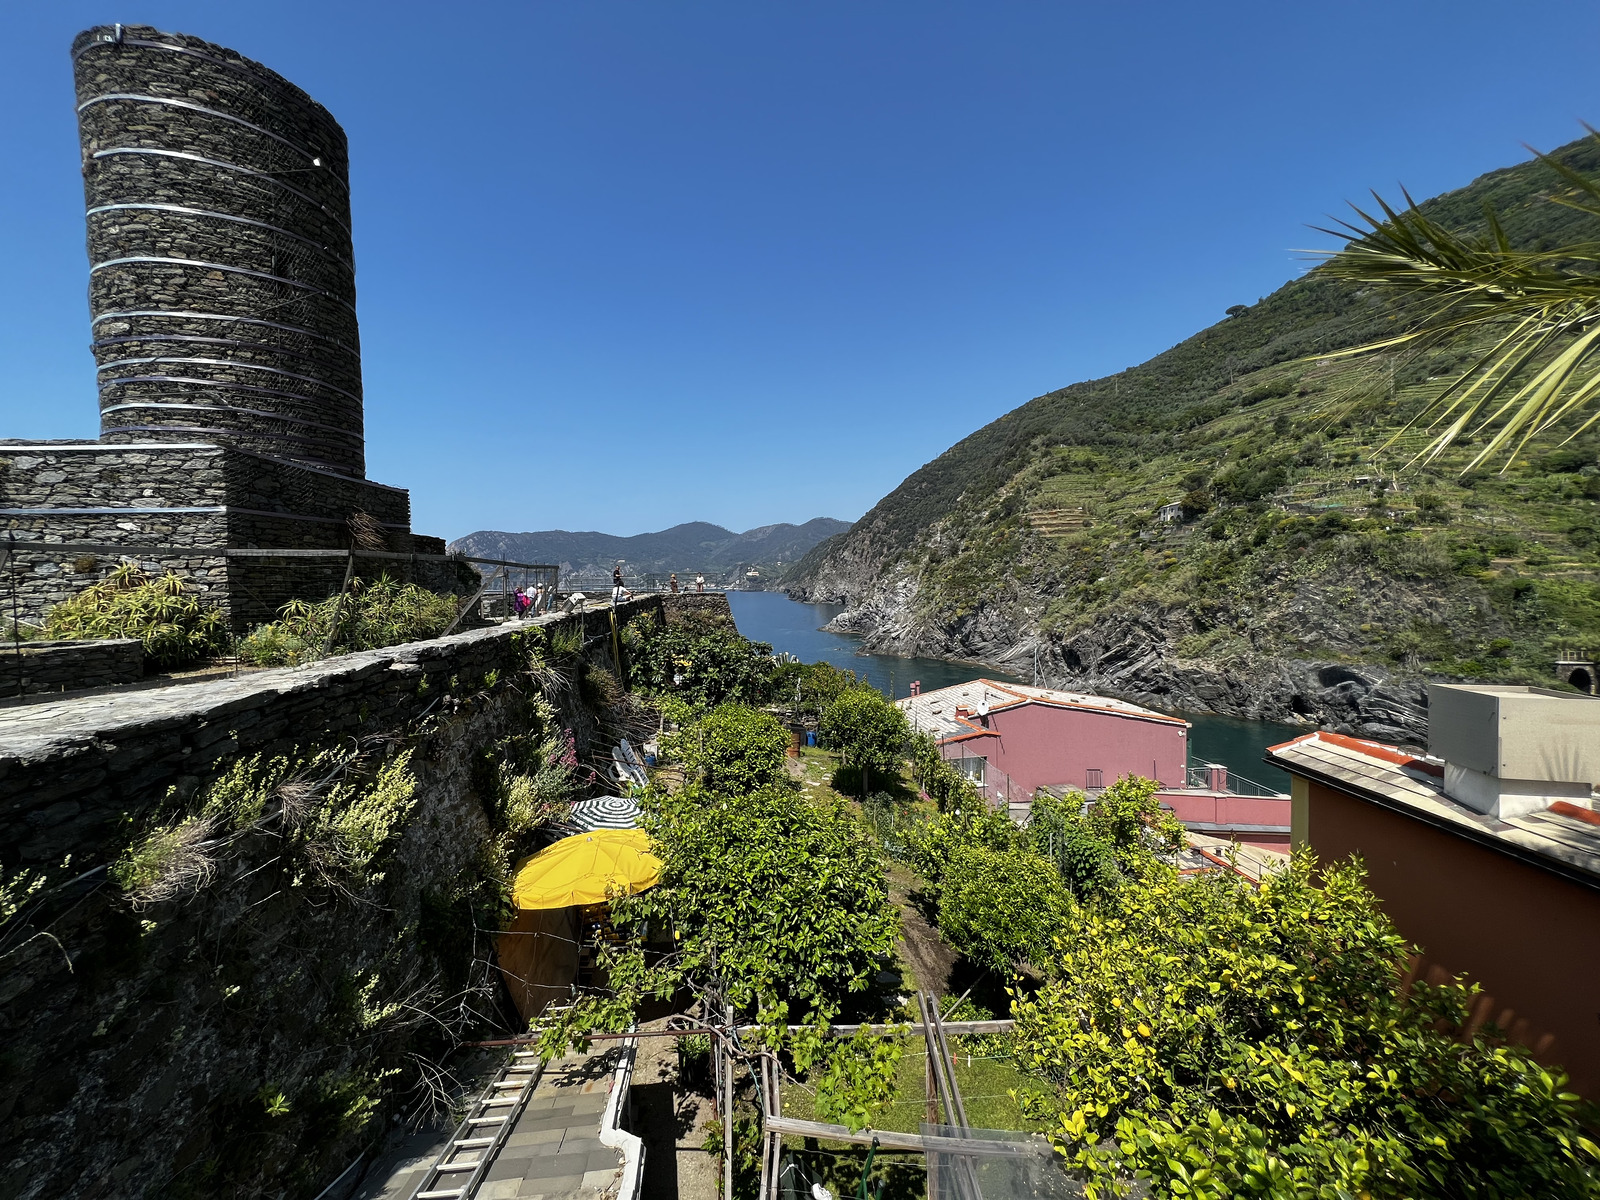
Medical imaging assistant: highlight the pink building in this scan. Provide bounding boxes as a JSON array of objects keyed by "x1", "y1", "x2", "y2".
[
  {"x1": 898, "y1": 679, "x2": 1189, "y2": 796},
  {"x1": 897, "y1": 678, "x2": 1290, "y2": 847}
]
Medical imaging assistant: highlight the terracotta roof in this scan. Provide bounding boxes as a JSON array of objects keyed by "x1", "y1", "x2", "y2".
[
  {"x1": 896, "y1": 677, "x2": 1189, "y2": 741},
  {"x1": 1267, "y1": 731, "x2": 1600, "y2": 890}
]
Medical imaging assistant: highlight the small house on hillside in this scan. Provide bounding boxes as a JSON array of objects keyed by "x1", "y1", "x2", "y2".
[
  {"x1": 900, "y1": 678, "x2": 1292, "y2": 846},
  {"x1": 897, "y1": 679, "x2": 1189, "y2": 800},
  {"x1": 1157, "y1": 502, "x2": 1184, "y2": 524}
]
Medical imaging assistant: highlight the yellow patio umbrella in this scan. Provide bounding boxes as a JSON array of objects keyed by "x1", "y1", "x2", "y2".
[{"x1": 510, "y1": 828, "x2": 662, "y2": 910}]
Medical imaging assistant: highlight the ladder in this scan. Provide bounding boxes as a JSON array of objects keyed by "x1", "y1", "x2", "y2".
[{"x1": 406, "y1": 1020, "x2": 559, "y2": 1200}]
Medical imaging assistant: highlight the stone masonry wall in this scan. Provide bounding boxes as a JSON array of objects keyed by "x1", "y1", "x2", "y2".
[
  {"x1": 0, "y1": 444, "x2": 438, "y2": 630},
  {"x1": 0, "y1": 594, "x2": 722, "y2": 1200},
  {"x1": 0, "y1": 595, "x2": 716, "y2": 861},
  {"x1": 0, "y1": 639, "x2": 144, "y2": 699}
]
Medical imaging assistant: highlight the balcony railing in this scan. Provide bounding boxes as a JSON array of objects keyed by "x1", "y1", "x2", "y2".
[{"x1": 1182, "y1": 762, "x2": 1285, "y2": 798}]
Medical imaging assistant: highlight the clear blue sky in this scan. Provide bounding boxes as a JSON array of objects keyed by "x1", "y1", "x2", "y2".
[{"x1": 5, "y1": 2, "x2": 1599, "y2": 541}]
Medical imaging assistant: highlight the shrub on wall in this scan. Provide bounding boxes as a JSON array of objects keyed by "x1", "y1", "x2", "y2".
[
  {"x1": 44, "y1": 563, "x2": 229, "y2": 668},
  {"x1": 239, "y1": 575, "x2": 459, "y2": 666}
]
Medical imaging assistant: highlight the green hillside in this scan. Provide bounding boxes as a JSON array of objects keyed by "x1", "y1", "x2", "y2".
[{"x1": 789, "y1": 134, "x2": 1600, "y2": 726}]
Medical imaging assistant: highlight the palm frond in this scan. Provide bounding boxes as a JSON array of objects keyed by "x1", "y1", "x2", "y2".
[{"x1": 1316, "y1": 132, "x2": 1600, "y2": 470}]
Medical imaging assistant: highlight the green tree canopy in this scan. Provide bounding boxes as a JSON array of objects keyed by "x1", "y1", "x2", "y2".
[
  {"x1": 818, "y1": 688, "x2": 910, "y2": 775},
  {"x1": 662, "y1": 704, "x2": 788, "y2": 795},
  {"x1": 1012, "y1": 854, "x2": 1599, "y2": 1198},
  {"x1": 769, "y1": 659, "x2": 859, "y2": 718},
  {"x1": 630, "y1": 785, "x2": 899, "y2": 1015},
  {"x1": 937, "y1": 842, "x2": 1071, "y2": 971},
  {"x1": 623, "y1": 609, "x2": 775, "y2": 705},
  {"x1": 544, "y1": 784, "x2": 905, "y2": 1133}
]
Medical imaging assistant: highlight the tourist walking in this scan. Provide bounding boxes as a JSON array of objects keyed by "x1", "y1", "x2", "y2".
[
  {"x1": 512, "y1": 586, "x2": 529, "y2": 618},
  {"x1": 533, "y1": 582, "x2": 545, "y2": 614},
  {"x1": 669, "y1": 572, "x2": 679, "y2": 594},
  {"x1": 695, "y1": 573, "x2": 705, "y2": 593},
  {"x1": 612, "y1": 565, "x2": 625, "y2": 607}
]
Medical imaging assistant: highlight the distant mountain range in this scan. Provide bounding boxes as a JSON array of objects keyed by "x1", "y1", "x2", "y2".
[{"x1": 450, "y1": 519, "x2": 851, "y2": 583}]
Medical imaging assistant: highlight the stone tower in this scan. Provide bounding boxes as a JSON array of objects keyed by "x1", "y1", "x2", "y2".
[
  {"x1": 74, "y1": 24, "x2": 365, "y2": 476},
  {"x1": 0, "y1": 26, "x2": 474, "y2": 631}
]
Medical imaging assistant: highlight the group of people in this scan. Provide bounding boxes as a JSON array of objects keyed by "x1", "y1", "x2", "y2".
[
  {"x1": 507, "y1": 567, "x2": 710, "y2": 619},
  {"x1": 510, "y1": 582, "x2": 552, "y2": 618},
  {"x1": 666, "y1": 572, "x2": 707, "y2": 594}
]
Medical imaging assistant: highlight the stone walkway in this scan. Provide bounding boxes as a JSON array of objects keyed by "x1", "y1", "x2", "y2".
[
  {"x1": 355, "y1": 1048, "x2": 624, "y2": 1200},
  {"x1": 477, "y1": 1050, "x2": 624, "y2": 1200}
]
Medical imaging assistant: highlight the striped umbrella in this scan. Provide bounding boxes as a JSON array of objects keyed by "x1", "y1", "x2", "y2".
[{"x1": 568, "y1": 795, "x2": 643, "y2": 831}]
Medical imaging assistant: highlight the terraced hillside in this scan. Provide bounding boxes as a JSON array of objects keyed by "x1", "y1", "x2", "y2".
[{"x1": 786, "y1": 136, "x2": 1600, "y2": 740}]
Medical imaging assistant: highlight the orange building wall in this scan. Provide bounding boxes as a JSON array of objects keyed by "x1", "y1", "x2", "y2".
[{"x1": 1306, "y1": 779, "x2": 1600, "y2": 1098}]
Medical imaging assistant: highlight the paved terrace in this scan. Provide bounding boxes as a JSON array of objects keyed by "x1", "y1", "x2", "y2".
[{"x1": 358, "y1": 1047, "x2": 628, "y2": 1200}]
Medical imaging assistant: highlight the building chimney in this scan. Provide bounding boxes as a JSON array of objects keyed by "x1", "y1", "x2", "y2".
[{"x1": 1429, "y1": 684, "x2": 1600, "y2": 819}]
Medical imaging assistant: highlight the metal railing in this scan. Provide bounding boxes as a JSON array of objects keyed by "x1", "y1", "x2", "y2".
[
  {"x1": 1182, "y1": 762, "x2": 1285, "y2": 797},
  {"x1": 560, "y1": 570, "x2": 741, "y2": 594}
]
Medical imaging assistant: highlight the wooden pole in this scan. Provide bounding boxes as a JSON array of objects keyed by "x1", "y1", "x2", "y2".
[
  {"x1": 5, "y1": 535, "x2": 22, "y2": 705},
  {"x1": 724, "y1": 1003, "x2": 735, "y2": 1200},
  {"x1": 319, "y1": 550, "x2": 357, "y2": 658},
  {"x1": 759, "y1": 1052, "x2": 780, "y2": 1200}
]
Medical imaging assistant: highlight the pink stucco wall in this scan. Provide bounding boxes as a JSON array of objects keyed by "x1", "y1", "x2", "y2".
[
  {"x1": 943, "y1": 701, "x2": 1187, "y2": 794},
  {"x1": 1156, "y1": 789, "x2": 1291, "y2": 849}
]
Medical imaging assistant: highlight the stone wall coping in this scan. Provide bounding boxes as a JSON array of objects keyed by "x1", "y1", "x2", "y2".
[
  {"x1": 0, "y1": 599, "x2": 658, "y2": 765},
  {"x1": 0, "y1": 441, "x2": 410, "y2": 494},
  {"x1": 1, "y1": 506, "x2": 228, "y2": 516},
  {"x1": 0, "y1": 443, "x2": 222, "y2": 452},
  {"x1": 11, "y1": 638, "x2": 143, "y2": 652},
  {"x1": 0, "y1": 506, "x2": 404, "y2": 527}
]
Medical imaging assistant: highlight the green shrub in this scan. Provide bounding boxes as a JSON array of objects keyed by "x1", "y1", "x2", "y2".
[
  {"x1": 938, "y1": 841, "x2": 1071, "y2": 970},
  {"x1": 624, "y1": 609, "x2": 776, "y2": 705},
  {"x1": 239, "y1": 575, "x2": 459, "y2": 666},
  {"x1": 1213, "y1": 459, "x2": 1288, "y2": 504},
  {"x1": 663, "y1": 704, "x2": 788, "y2": 795},
  {"x1": 589, "y1": 783, "x2": 898, "y2": 1019},
  {"x1": 307, "y1": 751, "x2": 417, "y2": 880},
  {"x1": 109, "y1": 816, "x2": 219, "y2": 906},
  {"x1": 1026, "y1": 791, "x2": 1120, "y2": 900},
  {"x1": 909, "y1": 730, "x2": 982, "y2": 810},
  {"x1": 818, "y1": 688, "x2": 910, "y2": 778},
  {"x1": 901, "y1": 796, "x2": 1020, "y2": 889},
  {"x1": 44, "y1": 563, "x2": 228, "y2": 669},
  {"x1": 501, "y1": 763, "x2": 574, "y2": 836},
  {"x1": 769, "y1": 659, "x2": 858, "y2": 716}
]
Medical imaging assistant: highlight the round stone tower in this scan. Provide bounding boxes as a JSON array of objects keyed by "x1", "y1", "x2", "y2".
[{"x1": 72, "y1": 24, "x2": 365, "y2": 477}]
